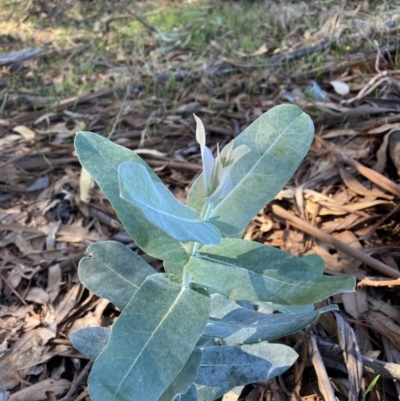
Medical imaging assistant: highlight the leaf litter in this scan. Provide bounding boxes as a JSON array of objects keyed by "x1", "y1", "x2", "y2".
[{"x1": 1, "y1": 0, "x2": 400, "y2": 399}]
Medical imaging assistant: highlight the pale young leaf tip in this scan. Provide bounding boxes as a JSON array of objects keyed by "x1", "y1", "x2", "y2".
[
  {"x1": 194, "y1": 114, "x2": 251, "y2": 203},
  {"x1": 193, "y1": 114, "x2": 206, "y2": 148}
]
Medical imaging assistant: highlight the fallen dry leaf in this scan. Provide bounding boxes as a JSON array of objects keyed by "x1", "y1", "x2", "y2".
[
  {"x1": 330, "y1": 80, "x2": 350, "y2": 95},
  {"x1": 12, "y1": 126, "x2": 36, "y2": 141}
]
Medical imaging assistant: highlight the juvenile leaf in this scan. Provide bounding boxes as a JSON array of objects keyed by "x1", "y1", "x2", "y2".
[
  {"x1": 195, "y1": 342, "x2": 298, "y2": 387},
  {"x1": 187, "y1": 105, "x2": 314, "y2": 236},
  {"x1": 194, "y1": 114, "x2": 214, "y2": 199},
  {"x1": 78, "y1": 241, "x2": 156, "y2": 310},
  {"x1": 159, "y1": 348, "x2": 202, "y2": 401},
  {"x1": 74, "y1": 132, "x2": 187, "y2": 263},
  {"x1": 69, "y1": 327, "x2": 110, "y2": 360},
  {"x1": 205, "y1": 294, "x2": 338, "y2": 344},
  {"x1": 89, "y1": 274, "x2": 210, "y2": 401},
  {"x1": 119, "y1": 161, "x2": 221, "y2": 244},
  {"x1": 186, "y1": 239, "x2": 355, "y2": 304}
]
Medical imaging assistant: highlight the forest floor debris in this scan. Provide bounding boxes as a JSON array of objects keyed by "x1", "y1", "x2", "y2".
[{"x1": 1, "y1": 0, "x2": 400, "y2": 399}]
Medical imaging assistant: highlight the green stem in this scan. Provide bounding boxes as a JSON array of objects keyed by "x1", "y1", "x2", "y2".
[
  {"x1": 203, "y1": 203, "x2": 213, "y2": 221},
  {"x1": 183, "y1": 202, "x2": 215, "y2": 288},
  {"x1": 182, "y1": 268, "x2": 192, "y2": 289}
]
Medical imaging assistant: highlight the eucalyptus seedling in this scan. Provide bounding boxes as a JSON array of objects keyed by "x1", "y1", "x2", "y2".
[{"x1": 70, "y1": 104, "x2": 355, "y2": 401}]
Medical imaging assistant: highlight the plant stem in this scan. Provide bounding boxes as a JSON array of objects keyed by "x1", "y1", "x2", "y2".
[
  {"x1": 183, "y1": 202, "x2": 215, "y2": 288},
  {"x1": 182, "y1": 268, "x2": 191, "y2": 289},
  {"x1": 203, "y1": 203, "x2": 213, "y2": 221}
]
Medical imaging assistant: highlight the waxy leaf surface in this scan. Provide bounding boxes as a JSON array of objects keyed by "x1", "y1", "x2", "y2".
[
  {"x1": 69, "y1": 327, "x2": 110, "y2": 360},
  {"x1": 195, "y1": 342, "x2": 297, "y2": 387},
  {"x1": 205, "y1": 294, "x2": 338, "y2": 344},
  {"x1": 119, "y1": 161, "x2": 221, "y2": 244},
  {"x1": 186, "y1": 239, "x2": 355, "y2": 304},
  {"x1": 187, "y1": 104, "x2": 314, "y2": 236},
  {"x1": 301, "y1": 254, "x2": 325, "y2": 274},
  {"x1": 74, "y1": 132, "x2": 187, "y2": 263},
  {"x1": 79, "y1": 241, "x2": 156, "y2": 310},
  {"x1": 159, "y1": 348, "x2": 202, "y2": 401},
  {"x1": 196, "y1": 385, "x2": 231, "y2": 401},
  {"x1": 164, "y1": 261, "x2": 185, "y2": 280},
  {"x1": 173, "y1": 385, "x2": 199, "y2": 401},
  {"x1": 88, "y1": 274, "x2": 210, "y2": 401}
]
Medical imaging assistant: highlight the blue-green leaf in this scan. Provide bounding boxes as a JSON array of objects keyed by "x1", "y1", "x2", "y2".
[
  {"x1": 74, "y1": 132, "x2": 187, "y2": 263},
  {"x1": 186, "y1": 238, "x2": 355, "y2": 304},
  {"x1": 301, "y1": 254, "x2": 325, "y2": 274},
  {"x1": 173, "y1": 384, "x2": 198, "y2": 401},
  {"x1": 119, "y1": 161, "x2": 221, "y2": 244},
  {"x1": 195, "y1": 342, "x2": 298, "y2": 387},
  {"x1": 187, "y1": 105, "x2": 314, "y2": 236},
  {"x1": 78, "y1": 241, "x2": 156, "y2": 310},
  {"x1": 164, "y1": 261, "x2": 185, "y2": 280},
  {"x1": 205, "y1": 294, "x2": 338, "y2": 344},
  {"x1": 69, "y1": 327, "x2": 110, "y2": 360},
  {"x1": 88, "y1": 274, "x2": 210, "y2": 401},
  {"x1": 159, "y1": 348, "x2": 202, "y2": 401},
  {"x1": 196, "y1": 385, "x2": 231, "y2": 401}
]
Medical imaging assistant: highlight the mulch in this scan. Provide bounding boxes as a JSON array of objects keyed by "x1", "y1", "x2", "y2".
[{"x1": 1, "y1": 2, "x2": 400, "y2": 400}]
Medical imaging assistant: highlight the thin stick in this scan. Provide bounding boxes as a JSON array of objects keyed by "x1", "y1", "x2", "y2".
[
  {"x1": 357, "y1": 277, "x2": 400, "y2": 287},
  {"x1": 309, "y1": 332, "x2": 336, "y2": 401},
  {"x1": 108, "y1": 85, "x2": 131, "y2": 140},
  {"x1": 61, "y1": 360, "x2": 93, "y2": 401},
  {"x1": 271, "y1": 204, "x2": 400, "y2": 278},
  {"x1": 0, "y1": 273, "x2": 42, "y2": 321},
  {"x1": 315, "y1": 136, "x2": 400, "y2": 197}
]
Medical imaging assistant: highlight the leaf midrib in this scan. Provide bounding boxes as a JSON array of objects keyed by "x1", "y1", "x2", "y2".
[
  {"x1": 213, "y1": 112, "x2": 303, "y2": 214},
  {"x1": 112, "y1": 284, "x2": 189, "y2": 401}
]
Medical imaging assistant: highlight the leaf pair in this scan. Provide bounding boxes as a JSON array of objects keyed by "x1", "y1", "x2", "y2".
[
  {"x1": 75, "y1": 104, "x2": 315, "y2": 261},
  {"x1": 72, "y1": 240, "x2": 351, "y2": 401},
  {"x1": 74, "y1": 271, "x2": 298, "y2": 401},
  {"x1": 187, "y1": 238, "x2": 354, "y2": 305}
]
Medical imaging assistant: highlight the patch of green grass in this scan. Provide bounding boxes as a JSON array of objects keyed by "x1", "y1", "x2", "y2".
[{"x1": 2, "y1": 0, "x2": 400, "y2": 117}]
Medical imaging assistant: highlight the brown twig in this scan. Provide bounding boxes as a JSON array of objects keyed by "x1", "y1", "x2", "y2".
[
  {"x1": 61, "y1": 360, "x2": 93, "y2": 401},
  {"x1": 358, "y1": 277, "x2": 400, "y2": 287},
  {"x1": 319, "y1": 339, "x2": 400, "y2": 380},
  {"x1": 0, "y1": 273, "x2": 42, "y2": 321},
  {"x1": 315, "y1": 136, "x2": 400, "y2": 197},
  {"x1": 270, "y1": 204, "x2": 400, "y2": 278},
  {"x1": 335, "y1": 313, "x2": 363, "y2": 401},
  {"x1": 309, "y1": 332, "x2": 336, "y2": 401},
  {"x1": 360, "y1": 201, "x2": 400, "y2": 241}
]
